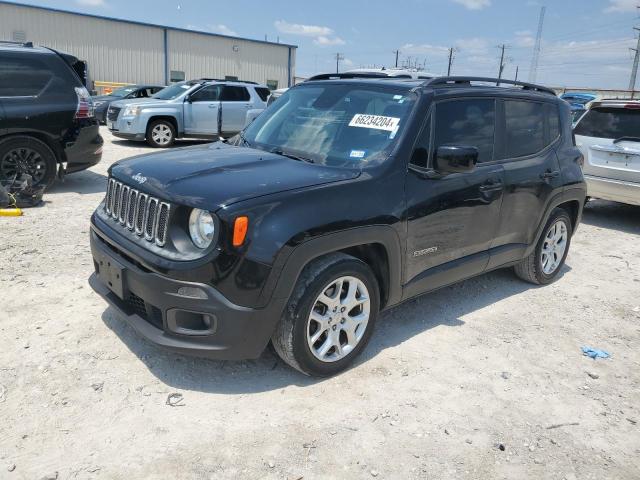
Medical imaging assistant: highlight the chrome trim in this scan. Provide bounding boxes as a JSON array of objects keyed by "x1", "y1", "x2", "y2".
[
  {"x1": 155, "y1": 202, "x2": 171, "y2": 247},
  {"x1": 126, "y1": 189, "x2": 138, "y2": 230},
  {"x1": 135, "y1": 193, "x2": 148, "y2": 236},
  {"x1": 119, "y1": 185, "x2": 130, "y2": 225},
  {"x1": 144, "y1": 197, "x2": 158, "y2": 241}
]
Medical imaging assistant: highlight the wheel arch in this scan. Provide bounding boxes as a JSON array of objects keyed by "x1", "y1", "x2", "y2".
[
  {"x1": 147, "y1": 115, "x2": 179, "y2": 136},
  {"x1": 0, "y1": 132, "x2": 62, "y2": 163},
  {"x1": 263, "y1": 226, "x2": 404, "y2": 311}
]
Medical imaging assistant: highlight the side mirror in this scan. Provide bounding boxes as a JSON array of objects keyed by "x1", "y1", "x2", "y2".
[
  {"x1": 185, "y1": 94, "x2": 192, "y2": 103},
  {"x1": 434, "y1": 145, "x2": 478, "y2": 174}
]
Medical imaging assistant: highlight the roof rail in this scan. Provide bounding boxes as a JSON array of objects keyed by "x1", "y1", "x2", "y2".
[
  {"x1": 307, "y1": 72, "x2": 393, "y2": 81},
  {"x1": 0, "y1": 40, "x2": 33, "y2": 47},
  {"x1": 423, "y1": 76, "x2": 557, "y2": 96}
]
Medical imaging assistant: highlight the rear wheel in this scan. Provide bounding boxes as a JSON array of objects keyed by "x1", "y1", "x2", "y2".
[
  {"x1": 0, "y1": 136, "x2": 57, "y2": 190},
  {"x1": 146, "y1": 120, "x2": 175, "y2": 148},
  {"x1": 271, "y1": 253, "x2": 380, "y2": 377},
  {"x1": 514, "y1": 208, "x2": 573, "y2": 285}
]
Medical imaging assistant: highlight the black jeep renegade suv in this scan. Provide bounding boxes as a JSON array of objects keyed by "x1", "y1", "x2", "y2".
[{"x1": 89, "y1": 75, "x2": 586, "y2": 376}]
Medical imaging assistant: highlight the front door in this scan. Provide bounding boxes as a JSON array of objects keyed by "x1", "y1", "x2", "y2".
[
  {"x1": 183, "y1": 85, "x2": 220, "y2": 136},
  {"x1": 404, "y1": 97, "x2": 505, "y2": 299},
  {"x1": 220, "y1": 85, "x2": 252, "y2": 136}
]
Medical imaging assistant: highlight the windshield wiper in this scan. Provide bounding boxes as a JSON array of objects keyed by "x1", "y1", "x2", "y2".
[
  {"x1": 613, "y1": 136, "x2": 640, "y2": 144},
  {"x1": 270, "y1": 148, "x2": 315, "y2": 164}
]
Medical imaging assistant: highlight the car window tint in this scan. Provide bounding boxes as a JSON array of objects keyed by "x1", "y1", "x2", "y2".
[
  {"x1": 410, "y1": 114, "x2": 431, "y2": 169},
  {"x1": 191, "y1": 85, "x2": 220, "y2": 102},
  {"x1": 0, "y1": 53, "x2": 53, "y2": 97},
  {"x1": 221, "y1": 86, "x2": 250, "y2": 101},
  {"x1": 255, "y1": 87, "x2": 271, "y2": 102},
  {"x1": 574, "y1": 107, "x2": 640, "y2": 139},
  {"x1": 434, "y1": 99, "x2": 495, "y2": 163},
  {"x1": 546, "y1": 103, "x2": 561, "y2": 141},
  {"x1": 504, "y1": 100, "x2": 545, "y2": 158}
]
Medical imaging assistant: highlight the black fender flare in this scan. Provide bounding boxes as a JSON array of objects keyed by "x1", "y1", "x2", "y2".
[
  {"x1": 259, "y1": 225, "x2": 404, "y2": 309},
  {"x1": 525, "y1": 186, "x2": 586, "y2": 257}
]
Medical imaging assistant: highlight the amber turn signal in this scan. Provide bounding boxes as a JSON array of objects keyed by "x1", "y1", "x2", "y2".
[{"x1": 233, "y1": 216, "x2": 249, "y2": 247}]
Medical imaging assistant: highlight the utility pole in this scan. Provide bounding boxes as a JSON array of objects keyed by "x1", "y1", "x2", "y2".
[
  {"x1": 393, "y1": 49, "x2": 400, "y2": 68},
  {"x1": 447, "y1": 47, "x2": 455, "y2": 76},
  {"x1": 515, "y1": 65, "x2": 519, "y2": 82},
  {"x1": 529, "y1": 6, "x2": 546, "y2": 83},
  {"x1": 629, "y1": 25, "x2": 640, "y2": 91},
  {"x1": 334, "y1": 52, "x2": 344, "y2": 73},
  {"x1": 497, "y1": 44, "x2": 507, "y2": 85}
]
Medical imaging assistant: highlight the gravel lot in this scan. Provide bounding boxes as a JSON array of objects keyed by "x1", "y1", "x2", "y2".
[{"x1": 1, "y1": 128, "x2": 639, "y2": 480}]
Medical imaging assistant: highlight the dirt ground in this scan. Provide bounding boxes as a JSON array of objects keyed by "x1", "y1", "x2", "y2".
[{"x1": 1, "y1": 128, "x2": 639, "y2": 480}]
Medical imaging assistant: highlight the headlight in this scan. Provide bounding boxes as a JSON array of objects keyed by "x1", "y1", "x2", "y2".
[
  {"x1": 123, "y1": 105, "x2": 141, "y2": 116},
  {"x1": 188, "y1": 209, "x2": 216, "y2": 249}
]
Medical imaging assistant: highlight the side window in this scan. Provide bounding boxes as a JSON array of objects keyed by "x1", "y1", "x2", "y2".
[
  {"x1": 0, "y1": 53, "x2": 53, "y2": 97},
  {"x1": 221, "y1": 86, "x2": 250, "y2": 101},
  {"x1": 504, "y1": 100, "x2": 545, "y2": 158},
  {"x1": 433, "y1": 99, "x2": 496, "y2": 163},
  {"x1": 546, "y1": 103, "x2": 561, "y2": 141},
  {"x1": 190, "y1": 85, "x2": 220, "y2": 102},
  {"x1": 255, "y1": 87, "x2": 271, "y2": 102},
  {"x1": 410, "y1": 113, "x2": 431, "y2": 169}
]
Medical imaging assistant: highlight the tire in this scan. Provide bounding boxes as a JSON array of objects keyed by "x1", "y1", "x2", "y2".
[
  {"x1": 271, "y1": 253, "x2": 380, "y2": 377},
  {"x1": 146, "y1": 120, "x2": 175, "y2": 148},
  {"x1": 514, "y1": 208, "x2": 573, "y2": 285},
  {"x1": 0, "y1": 136, "x2": 57, "y2": 190}
]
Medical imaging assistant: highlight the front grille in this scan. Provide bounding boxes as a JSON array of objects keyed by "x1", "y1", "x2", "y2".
[
  {"x1": 107, "y1": 106, "x2": 121, "y2": 122},
  {"x1": 104, "y1": 178, "x2": 170, "y2": 247}
]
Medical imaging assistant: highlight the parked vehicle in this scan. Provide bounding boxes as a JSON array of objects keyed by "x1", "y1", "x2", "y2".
[
  {"x1": 267, "y1": 87, "x2": 288, "y2": 106},
  {"x1": 560, "y1": 92, "x2": 598, "y2": 125},
  {"x1": 574, "y1": 99, "x2": 640, "y2": 206},
  {"x1": 345, "y1": 67, "x2": 438, "y2": 79},
  {"x1": 107, "y1": 80, "x2": 271, "y2": 147},
  {"x1": 0, "y1": 41, "x2": 103, "y2": 189},
  {"x1": 93, "y1": 85, "x2": 165, "y2": 124},
  {"x1": 89, "y1": 75, "x2": 585, "y2": 376}
]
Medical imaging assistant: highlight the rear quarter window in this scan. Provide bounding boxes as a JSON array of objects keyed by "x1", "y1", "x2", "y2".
[
  {"x1": 0, "y1": 53, "x2": 53, "y2": 97},
  {"x1": 255, "y1": 87, "x2": 271, "y2": 102},
  {"x1": 574, "y1": 107, "x2": 640, "y2": 139}
]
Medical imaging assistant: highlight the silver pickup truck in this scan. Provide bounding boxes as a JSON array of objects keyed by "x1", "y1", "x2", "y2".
[{"x1": 106, "y1": 79, "x2": 271, "y2": 147}]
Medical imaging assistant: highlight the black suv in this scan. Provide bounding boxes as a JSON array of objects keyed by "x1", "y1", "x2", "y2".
[
  {"x1": 0, "y1": 42, "x2": 103, "y2": 189},
  {"x1": 89, "y1": 75, "x2": 586, "y2": 376}
]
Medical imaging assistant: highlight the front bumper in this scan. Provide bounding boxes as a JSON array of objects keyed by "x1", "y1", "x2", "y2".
[
  {"x1": 585, "y1": 174, "x2": 640, "y2": 206},
  {"x1": 89, "y1": 230, "x2": 283, "y2": 360},
  {"x1": 109, "y1": 115, "x2": 147, "y2": 141}
]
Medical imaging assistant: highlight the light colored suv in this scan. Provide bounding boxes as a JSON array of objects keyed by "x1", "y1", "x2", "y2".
[
  {"x1": 574, "y1": 100, "x2": 640, "y2": 206},
  {"x1": 106, "y1": 80, "x2": 271, "y2": 147}
]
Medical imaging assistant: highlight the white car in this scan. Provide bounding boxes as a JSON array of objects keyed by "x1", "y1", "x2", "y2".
[{"x1": 574, "y1": 99, "x2": 640, "y2": 206}]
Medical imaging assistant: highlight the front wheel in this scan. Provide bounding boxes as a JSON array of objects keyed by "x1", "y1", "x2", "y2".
[
  {"x1": 514, "y1": 208, "x2": 573, "y2": 285},
  {"x1": 271, "y1": 253, "x2": 380, "y2": 377},
  {"x1": 146, "y1": 120, "x2": 175, "y2": 148}
]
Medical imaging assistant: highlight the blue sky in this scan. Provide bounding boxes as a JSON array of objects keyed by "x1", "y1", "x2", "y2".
[{"x1": 12, "y1": 0, "x2": 640, "y2": 88}]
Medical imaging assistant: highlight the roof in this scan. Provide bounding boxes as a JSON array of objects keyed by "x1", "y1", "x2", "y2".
[{"x1": 0, "y1": 0, "x2": 297, "y2": 49}]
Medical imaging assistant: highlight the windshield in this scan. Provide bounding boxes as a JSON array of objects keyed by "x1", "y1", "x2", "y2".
[
  {"x1": 152, "y1": 82, "x2": 194, "y2": 100},
  {"x1": 242, "y1": 84, "x2": 416, "y2": 167},
  {"x1": 574, "y1": 107, "x2": 640, "y2": 139},
  {"x1": 109, "y1": 86, "x2": 136, "y2": 98}
]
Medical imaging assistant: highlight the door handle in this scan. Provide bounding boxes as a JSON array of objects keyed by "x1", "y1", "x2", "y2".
[
  {"x1": 479, "y1": 180, "x2": 503, "y2": 192},
  {"x1": 208, "y1": 104, "x2": 217, "y2": 109},
  {"x1": 540, "y1": 170, "x2": 560, "y2": 180}
]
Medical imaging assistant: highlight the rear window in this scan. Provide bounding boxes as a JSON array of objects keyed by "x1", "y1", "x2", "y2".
[
  {"x1": 0, "y1": 53, "x2": 53, "y2": 97},
  {"x1": 255, "y1": 87, "x2": 271, "y2": 102},
  {"x1": 574, "y1": 107, "x2": 640, "y2": 139},
  {"x1": 221, "y1": 86, "x2": 250, "y2": 101}
]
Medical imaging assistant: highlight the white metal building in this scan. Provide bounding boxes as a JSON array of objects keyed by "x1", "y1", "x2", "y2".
[{"x1": 0, "y1": 1, "x2": 296, "y2": 90}]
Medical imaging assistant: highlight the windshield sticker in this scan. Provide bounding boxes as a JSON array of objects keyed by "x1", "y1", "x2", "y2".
[
  {"x1": 349, "y1": 150, "x2": 366, "y2": 159},
  {"x1": 349, "y1": 114, "x2": 401, "y2": 132}
]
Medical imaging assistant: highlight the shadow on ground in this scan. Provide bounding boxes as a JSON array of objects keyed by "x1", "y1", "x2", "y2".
[
  {"x1": 101, "y1": 266, "x2": 550, "y2": 394},
  {"x1": 581, "y1": 200, "x2": 640, "y2": 235},
  {"x1": 47, "y1": 169, "x2": 107, "y2": 195}
]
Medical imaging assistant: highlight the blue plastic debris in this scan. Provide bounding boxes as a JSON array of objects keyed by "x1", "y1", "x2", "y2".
[{"x1": 581, "y1": 346, "x2": 610, "y2": 359}]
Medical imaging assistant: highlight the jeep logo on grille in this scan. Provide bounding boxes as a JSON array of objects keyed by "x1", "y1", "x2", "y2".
[{"x1": 132, "y1": 173, "x2": 147, "y2": 184}]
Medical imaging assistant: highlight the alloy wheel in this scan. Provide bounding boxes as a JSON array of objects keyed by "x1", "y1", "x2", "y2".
[
  {"x1": 306, "y1": 276, "x2": 371, "y2": 363},
  {"x1": 541, "y1": 220, "x2": 568, "y2": 275},
  {"x1": 0, "y1": 147, "x2": 47, "y2": 183},
  {"x1": 151, "y1": 124, "x2": 172, "y2": 145}
]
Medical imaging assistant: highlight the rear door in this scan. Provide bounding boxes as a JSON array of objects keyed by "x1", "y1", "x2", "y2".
[
  {"x1": 488, "y1": 99, "x2": 563, "y2": 266},
  {"x1": 574, "y1": 105, "x2": 640, "y2": 184},
  {"x1": 220, "y1": 85, "x2": 251, "y2": 135},
  {"x1": 183, "y1": 85, "x2": 220, "y2": 136}
]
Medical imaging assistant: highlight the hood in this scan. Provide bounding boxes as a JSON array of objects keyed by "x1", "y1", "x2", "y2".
[
  {"x1": 109, "y1": 97, "x2": 164, "y2": 108},
  {"x1": 109, "y1": 142, "x2": 360, "y2": 211}
]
